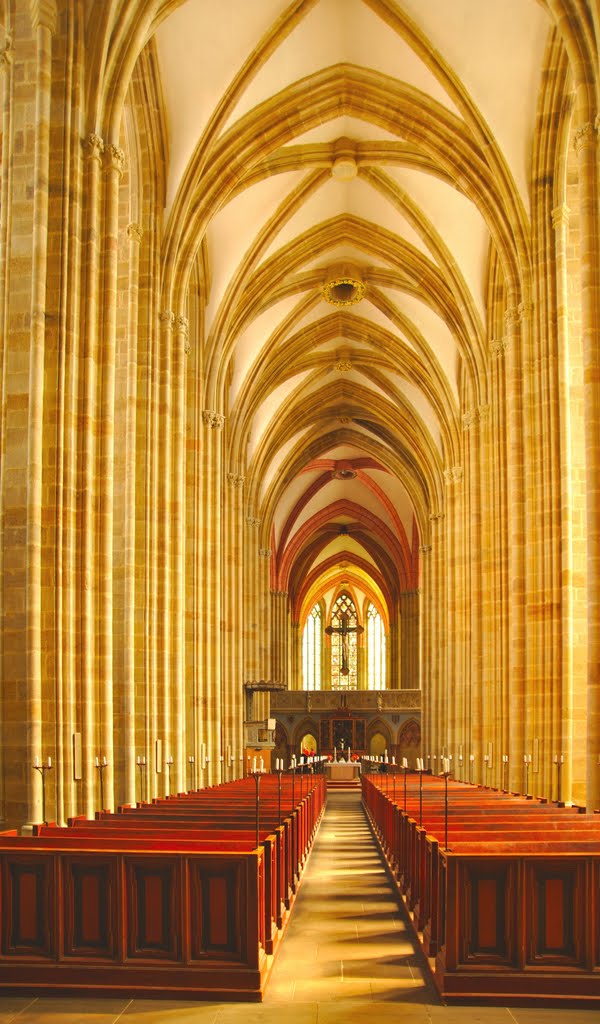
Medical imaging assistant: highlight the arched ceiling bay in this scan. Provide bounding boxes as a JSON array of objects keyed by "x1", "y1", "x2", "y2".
[{"x1": 154, "y1": 0, "x2": 550, "y2": 628}]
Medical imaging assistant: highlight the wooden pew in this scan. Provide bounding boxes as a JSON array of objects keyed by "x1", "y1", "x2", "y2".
[
  {"x1": 362, "y1": 772, "x2": 600, "y2": 1007},
  {"x1": 0, "y1": 774, "x2": 326, "y2": 1001}
]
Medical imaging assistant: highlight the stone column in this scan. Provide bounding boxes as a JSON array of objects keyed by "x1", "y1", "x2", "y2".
[
  {"x1": 97, "y1": 141, "x2": 125, "y2": 811},
  {"x1": 122, "y1": 223, "x2": 142, "y2": 807},
  {"x1": 504, "y1": 303, "x2": 527, "y2": 789},
  {"x1": 158, "y1": 309, "x2": 174, "y2": 796},
  {"x1": 79, "y1": 131, "x2": 103, "y2": 818},
  {"x1": 24, "y1": 0, "x2": 57, "y2": 826},
  {"x1": 270, "y1": 590, "x2": 288, "y2": 683},
  {"x1": 419, "y1": 546, "x2": 432, "y2": 752},
  {"x1": 201, "y1": 410, "x2": 224, "y2": 784},
  {"x1": 574, "y1": 118, "x2": 600, "y2": 811},
  {"x1": 244, "y1": 515, "x2": 261, "y2": 682},
  {"x1": 223, "y1": 472, "x2": 245, "y2": 768},
  {"x1": 399, "y1": 590, "x2": 420, "y2": 689},
  {"x1": 552, "y1": 202, "x2": 575, "y2": 804},
  {"x1": 172, "y1": 314, "x2": 188, "y2": 794},
  {"x1": 444, "y1": 466, "x2": 464, "y2": 753}
]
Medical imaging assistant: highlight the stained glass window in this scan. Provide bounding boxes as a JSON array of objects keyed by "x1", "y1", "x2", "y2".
[
  {"x1": 330, "y1": 592, "x2": 359, "y2": 690},
  {"x1": 302, "y1": 603, "x2": 322, "y2": 690},
  {"x1": 367, "y1": 602, "x2": 386, "y2": 689}
]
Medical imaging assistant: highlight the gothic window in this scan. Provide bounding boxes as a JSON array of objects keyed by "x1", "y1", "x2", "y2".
[
  {"x1": 367, "y1": 602, "x2": 386, "y2": 689},
  {"x1": 302, "y1": 603, "x2": 322, "y2": 690},
  {"x1": 329, "y1": 592, "x2": 359, "y2": 690}
]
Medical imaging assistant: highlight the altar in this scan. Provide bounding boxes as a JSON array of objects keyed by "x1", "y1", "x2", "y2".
[{"x1": 324, "y1": 761, "x2": 361, "y2": 782}]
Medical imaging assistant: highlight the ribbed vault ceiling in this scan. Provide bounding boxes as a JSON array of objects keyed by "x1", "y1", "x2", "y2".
[{"x1": 154, "y1": 0, "x2": 550, "y2": 626}]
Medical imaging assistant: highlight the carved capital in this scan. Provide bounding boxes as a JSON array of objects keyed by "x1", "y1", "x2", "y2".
[
  {"x1": 105, "y1": 144, "x2": 125, "y2": 177},
  {"x1": 246, "y1": 516, "x2": 261, "y2": 528},
  {"x1": 462, "y1": 409, "x2": 477, "y2": 430},
  {"x1": 429, "y1": 512, "x2": 444, "y2": 522},
  {"x1": 176, "y1": 315, "x2": 189, "y2": 340},
  {"x1": 518, "y1": 301, "x2": 533, "y2": 321},
  {"x1": 159, "y1": 310, "x2": 176, "y2": 330},
  {"x1": 551, "y1": 204, "x2": 570, "y2": 230},
  {"x1": 259, "y1": 548, "x2": 272, "y2": 559},
  {"x1": 83, "y1": 133, "x2": 104, "y2": 165},
  {"x1": 227, "y1": 473, "x2": 244, "y2": 488},
  {"x1": 490, "y1": 337, "x2": 508, "y2": 358},
  {"x1": 504, "y1": 305, "x2": 521, "y2": 329},
  {"x1": 0, "y1": 38, "x2": 14, "y2": 71},
  {"x1": 271, "y1": 590, "x2": 288, "y2": 598},
  {"x1": 574, "y1": 120, "x2": 597, "y2": 154},
  {"x1": 444, "y1": 466, "x2": 463, "y2": 484},
  {"x1": 419, "y1": 544, "x2": 432, "y2": 554},
  {"x1": 202, "y1": 410, "x2": 225, "y2": 429},
  {"x1": 127, "y1": 222, "x2": 143, "y2": 244},
  {"x1": 30, "y1": 0, "x2": 57, "y2": 33}
]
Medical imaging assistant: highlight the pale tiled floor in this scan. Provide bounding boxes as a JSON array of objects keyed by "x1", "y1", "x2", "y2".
[{"x1": 0, "y1": 791, "x2": 596, "y2": 1023}]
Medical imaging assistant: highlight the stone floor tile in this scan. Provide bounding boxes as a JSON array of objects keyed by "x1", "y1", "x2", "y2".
[
  {"x1": 0, "y1": 997, "x2": 40, "y2": 1024},
  {"x1": 11, "y1": 996, "x2": 131, "y2": 1023}
]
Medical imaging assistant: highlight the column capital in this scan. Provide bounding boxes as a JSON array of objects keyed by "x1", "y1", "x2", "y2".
[
  {"x1": 0, "y1": 38, "x2": 14, "y2": 71},
  {"x1": 574, "y1": 120, "x2": 597, "y2": 154},
  {"x1": 83, "y1": 133, "x2": 104, "y2": 165},
  {"x1": 490, "y1": 336, "x2": 508, "y2": 358},
  {"x1": 104, "y1": 143, "x2": 125, "y2": 177},
  {"x1": 202, "y1": 410, "x2": 225, "y2": 429},
  {"x1": 444, "y1": 465, "x2": 463, "y2": 484},
  {"x1": 419, "y1": 544, "x2": 432, "y2": 554},
  {"x1": 176, "y1": 314, "x2": 189, "y2": 338},
  {"x1": 127, "y1": 222, "x2": 143, "y2": 244},
  {"x1": 259, "y1": 548, "x2": 272, "y2": 559},
  {"x1": 551, "y1": 203, "x2": 570, "y2": 230},
  {"x1": 429, "y1": 511, "x2": 444, "y2": 523},
  {"x1": 504, "y1": 305, "x2": 521, "y2": 329},
  {"x1": 462, "y1": 409, "x2": 478, "y2": 430},
  {"x1": 227, "y1": 473, "x2": 244, "y2": 488},
  {"x1": 271, "y1": 590, "x2": 288, "y2": 598},
  {"x1": 159, "y1": 310, "x2": 176, "y2": 329},
  {"x1": 30, "y1": 0, "x2": 57, "y2": 33},
  {"x1": 246, "y1": 516, "x2": 261, "y2": 528}
]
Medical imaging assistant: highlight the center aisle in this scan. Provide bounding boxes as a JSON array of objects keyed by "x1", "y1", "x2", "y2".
[{"x1": 264, "y1": 789, "x2": 437, "y2": 1015}]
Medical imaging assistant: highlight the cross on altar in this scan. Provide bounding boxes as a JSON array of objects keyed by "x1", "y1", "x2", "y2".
[{"x1": 325, "y1": 611, "x2": 364, "y2": 675}]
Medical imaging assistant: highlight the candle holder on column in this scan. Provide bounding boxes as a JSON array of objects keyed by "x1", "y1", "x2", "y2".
[
  {"x1": 136, "y1": 755, "x2": 146, "y2": 804},
  {"x1": 33, "y1": 757, "x2": 53, "y2": 825},
  {"x1": 523, "y1": 754, "x2": 532, "y2": 798},
  {"x1": 187, "y1": 754, "x2": 195, "y2": 791},
  {"x1": 554, "y1": 754, "x2": 564, "y2": 806},
  {"x1": 469, "y1": 754, "x2": 474, "y2": 785},
  {"x1": 440, "y1": 757, "x2": 452, "y2": 851},
  {"x1": 415, "y1": 757, "x2": 425, "y2": 826},
  {"x1": 165, "y1": 755, "x2": 173, "y2": 796},
  {"x1": 502, "y1": 754, "x2": 509, "y2": 792},
  {"x1": 402, "y1": 757, "x2": 408, "y2": 811},
  {"x1": 95, "y1": 756, "x2": 108, "y2": 810}
]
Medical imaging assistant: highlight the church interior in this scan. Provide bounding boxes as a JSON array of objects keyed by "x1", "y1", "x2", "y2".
[{"x1": 1, "y1": 0, "x2": 600, "y2": 1016}]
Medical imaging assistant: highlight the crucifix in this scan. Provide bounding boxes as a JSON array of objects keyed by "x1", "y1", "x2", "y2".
[{"x1": 325, "y1": 611, "x2": 364, "y2": 675}]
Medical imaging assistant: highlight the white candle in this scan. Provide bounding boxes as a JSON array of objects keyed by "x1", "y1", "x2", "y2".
[
  {"x1": 142, "y1": 756, "x2": 146, "y2": 765},
  {"x1": 47, "y1": 756, "x2": 51, "y2": 768},
  {"x1": 259, "y1": 756, "x2": 264, "y2": 771},
  {"x1": 402, "y1": 757, "x2": 408, "y2": 769},
  {"x1": 137, "y1": 755, "x2": 140, "y2": 765},
  {"x1": 392, "y1": 756, "x2": 396, "y2": 765},
  {"x1": 95, "y1": 756, "x2": 99, "y2": 767},
  {"x1": 102, "y1": 756, "x2": 107, "y2": 766},
  {"x1": 35, "y1": 756, "x2": 39, "y2": 767},
  {"x1": 252, "y1": 757, "x2": 257, "y2": 772}
]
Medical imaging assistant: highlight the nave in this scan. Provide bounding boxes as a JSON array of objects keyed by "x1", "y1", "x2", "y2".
[{"x1": 0, "y1": 791, "x2": 595, "y2": 1024}]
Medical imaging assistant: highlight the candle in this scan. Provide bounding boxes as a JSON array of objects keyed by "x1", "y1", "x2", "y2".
[
  {"x1": 47, "y1": 757, "x2": 51, "y2": 768},
  {"x1": 259, "y1": 757, "x2": 264, "y2": 772},
  {"x1": 142, "y1": 756, "x2": 146, "y2": 765},
  {"x1": 469, "y1": 754, "x2": 475, "y2": 762},
  {"x1": 35, "y1": 756, "x2": 39, "y2": 767},
  {"x1": 95, "y1": 756, "x2": 99, "y2": 767},
  {"x1": 391, "y1": 756, "x2": 396, "y2": 765},
  {"x1": 252, "y1": 757, "x2": 257, "y2": 772},
  {"x1": 102, "y1": 756, "x2": 107, "y2": 766},
  {"x1": 137, "y1": 755, "x2": 140, "y2": 765},
  {"x1": 402, "y1": 757, "x2": 408, "y2": 769}
]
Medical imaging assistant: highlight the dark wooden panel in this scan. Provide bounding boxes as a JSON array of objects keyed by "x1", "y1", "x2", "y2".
[
  {"x1": 189, "y1": 860, "x2": 242, "y2": 960},
  {"x1": 63, "y1": 859, "x2": 116, "y2": 959},
  {"x1": 527, "y1": 861, "x2": 583, "y2": 965},
  {"x1": 460, "y1": 861, "x2": 515, "y2": 965},
  {"x1": 125, "y1": 859, "x2": 180, "y2": 961},
  {"x1": 2, "y1": 858, "x2": 54, "y2": 956}
]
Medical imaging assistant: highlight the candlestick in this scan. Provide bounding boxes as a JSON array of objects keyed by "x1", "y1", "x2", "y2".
[
  {"x1": 33, "y1": 758, "x2": 53, "y2": 825},
  {"x1": 95, "y1": 756, "x2": 109, "y2": 810}
]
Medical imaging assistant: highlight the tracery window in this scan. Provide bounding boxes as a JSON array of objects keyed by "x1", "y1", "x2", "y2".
[
  {"x1": 302, "y1": 603, "x2": 322, "y2": 690},
  {"x1": 329, "y1": 592, "x2": 359, "y2": 690},
  {"x1": 367, "y1": 602, "x2": 386, "y2": 690}
]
